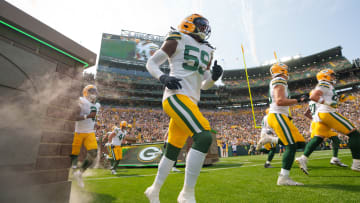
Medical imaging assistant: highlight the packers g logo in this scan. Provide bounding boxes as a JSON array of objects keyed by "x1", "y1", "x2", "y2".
[{"x1": 138, "y1": 146, "x2": 162, "y2": 162}]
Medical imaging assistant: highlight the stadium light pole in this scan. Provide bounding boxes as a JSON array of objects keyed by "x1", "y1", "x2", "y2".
[{"x1": 241, "y1": 44, "x2": 260, "y2": 129}]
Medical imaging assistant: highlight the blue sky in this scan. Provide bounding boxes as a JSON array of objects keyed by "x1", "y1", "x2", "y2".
[{"x1": 6, "y1": 0, "x2": 360, "y2": 72}]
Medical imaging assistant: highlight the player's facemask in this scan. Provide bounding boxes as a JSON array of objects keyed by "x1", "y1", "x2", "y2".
[
  {"x1": 193, "y1": 17, "x2": 211, "y2": 41},
  {"x1": 87, "y1": 88, "x2": 98, "y2": 102}
]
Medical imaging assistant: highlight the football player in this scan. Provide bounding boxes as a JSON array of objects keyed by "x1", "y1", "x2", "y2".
[
  {"x1": 70, "y1": 85, "x2": 101, "y2": 187},
  {"x1": 267, "y1": 63, "x2": 307, "y2": 185},
  {"x1": 106, "y1": 121, "x2": 128, "y2": 175},
  {"x1": 144, "y1": 14, "x2": 223, "y2": 203},
  {"x1": 296, "y1": 69, "x2": 360, "y2": 173},
  {"x1": 257, "y1": 108, "x2": 283, "y2": 168},
  {"x1": 296, "y1": 91, "x2": 347, "y2": 175}
]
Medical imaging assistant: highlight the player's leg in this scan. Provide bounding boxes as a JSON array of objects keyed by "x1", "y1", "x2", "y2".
[
  {"x1": 71, "y1": 132, "x2": 86, "y2": 187},
  {"x1": 268, "y1": 113, "x2": 304, "y2": 185},
  {"x1": 166, "y1": 95, "x2": 213, "y2": 202},
  {"x1": 319, "y1": 112, "x2": 360, "y2": 171},
  {"x1": 169, "y1": 95, "x2": 212, "y2": 202},
  {"x1": 80, "y1": 132, "x2": 98, "y2": 172},
  {"x1": 265, "y1": 144, "x2": 276, "y2": 168},
  {"x1": 70, "y1": 132, "x2": 84, "y2": 169},
  {"x1": 304, "y1": 122, "x2": 325, "y2": 156},
  {"x1": 329, "y1": 135, "x2": 348, "y2": 167},
  {"x1": 296, "y1": 121, "x2": 325, "y2": 175},
  {"x1": 111, "y1": 146, "x2": 122, "y2": 174},
  {"x1": 145, "y1": 96, "x2": 192, "y2": 203}
]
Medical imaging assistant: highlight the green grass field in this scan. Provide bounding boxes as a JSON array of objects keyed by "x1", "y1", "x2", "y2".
[{"x1": 70, "y1": 149, "x2": 360, "y2": 203}]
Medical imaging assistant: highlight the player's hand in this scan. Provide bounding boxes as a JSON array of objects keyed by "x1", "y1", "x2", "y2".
[
  {"x1": 330, "y1": 102, "x2": 338, "y2": 108},
  {"x1": 211, "y1": 60, "x2": 223, "y2": 81},
  {"x1": 159, "y1": 75, "x2": 182, "y2": 90},
  {"x1": 87, "y1": 111, "x2": 97, "y2": 119},
  {"x1": 297, "y1": 95, "x2": 309, "y2": 103}
]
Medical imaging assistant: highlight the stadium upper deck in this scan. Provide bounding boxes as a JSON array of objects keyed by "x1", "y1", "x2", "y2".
[{"x1": 95, "y1": 46, "x2": 360, "y2": 108}]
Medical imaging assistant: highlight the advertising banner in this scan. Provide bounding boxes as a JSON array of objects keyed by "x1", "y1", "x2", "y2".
[{"x1": 117, "y1": 142, "x2": 185, "y2": 167}]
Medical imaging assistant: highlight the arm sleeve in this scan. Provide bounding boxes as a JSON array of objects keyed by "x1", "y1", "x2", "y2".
[
  {"x1": 201, "y1": 70, "x2": 215, "y2": 90},
  {"x1": 146, "y1": 49, "x2": 168, "y2": 80}
]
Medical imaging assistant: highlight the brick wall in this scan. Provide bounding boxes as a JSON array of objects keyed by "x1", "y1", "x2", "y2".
[{"x1": 0, "y1": 20, "x2": 90, "y2": 203}]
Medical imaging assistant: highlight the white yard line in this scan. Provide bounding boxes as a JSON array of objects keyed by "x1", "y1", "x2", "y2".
[{"x1": 85, "y1": 151, "x2": 352, "y2": 181}]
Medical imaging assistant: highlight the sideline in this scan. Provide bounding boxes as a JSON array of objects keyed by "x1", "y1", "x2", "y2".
[{"x1": 85, "y1": 151, "x2": 352, "y2": 181}]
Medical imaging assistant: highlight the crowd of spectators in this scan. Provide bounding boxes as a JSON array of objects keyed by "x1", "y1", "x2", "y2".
[
  {"x1": 223, "y1": 57, "x2": 351, "y2": 88},
  {"x1": 94, "y1": 90, "x2": 360, "y2": 150}
]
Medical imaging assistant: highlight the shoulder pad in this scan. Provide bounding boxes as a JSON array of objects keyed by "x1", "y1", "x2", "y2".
[
  {"x1": 165, "y1": 31, "x2": 182, "y2": 40},
  {"x1": 271, "y1": 77, "x2": 287, "y2": 86},
  {"x1": 317, "y1": 82, "x2": 330, "y2": 88}
]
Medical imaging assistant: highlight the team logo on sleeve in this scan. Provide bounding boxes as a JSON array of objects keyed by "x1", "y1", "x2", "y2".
[{"x1": 137, "y1": 146, "x2": 162, "y2": 162}]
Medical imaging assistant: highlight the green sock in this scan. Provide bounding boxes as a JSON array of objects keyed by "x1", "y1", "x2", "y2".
[
  {"x1": 348, "y1": 130, "x2": 360, "y2": 159},
  {"x1": 282, "y1": 144, "x2": 296, "y2": 170},
  {"x1": 267, "y1": 147, "x2": 276, "y2": 162},
  {"x1": 111, "y1": 160, "x2": 120, "y2": 170},
  {"x1": 165, "y1": 143, "x2": 181, "y2": 161},
  {"x1": 70, "y1": 155, "x2": 78, "y2": 168},
  {"x1": 330, "y1": 136, "x2": 340, "y2": 157},
  {"x1": 304, "y1": 136, "x2": 323, "y2": 157},
  {"x1": 81, "y1": 160, "x2": 90, "y2": 172}
]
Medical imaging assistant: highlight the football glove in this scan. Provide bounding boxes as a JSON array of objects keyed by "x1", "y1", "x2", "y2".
[
  {"x1": 297, "y1": 95, "x2": 309, "y2": 103},
  {"x1": 159, "y1": 75, "x2": 182, "y2": 90},
  {"x1": 211, "y1": 60, "x2": 223, "y2": 81},
  {"x1": 330, "y1": 102, "x2": 338, "y2": 108}
]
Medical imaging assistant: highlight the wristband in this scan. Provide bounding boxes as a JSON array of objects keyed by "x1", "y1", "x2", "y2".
[
  {"x1": 84, "y1": 115, "x2": 87, "y2": 120},
  {"x1": 318, "y1": 97, "x2": 324, "y2": 104}
]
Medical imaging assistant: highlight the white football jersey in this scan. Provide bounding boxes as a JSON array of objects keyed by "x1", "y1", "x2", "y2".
[
  {"x1": 75, "y1": 97, "x2": 101, "y2": 133},
  {"x1": 314, "y1": 81, "x2": 337, "y2": 113},
  {"x1": 111, "y1": 127, "x2": 127, "y2": 146},
  {"x1": 308, "y1": 100, "x2": 319, "y2": 118},
  {"x1": 261, "y1": 115, "x2": 274, "y2": 135},
  {"x1": 162, "y1": 31, "x2": 215, "y2": 103},
  {"x1": 269, "y1": 77, "x2": 290, "y2": 115}
]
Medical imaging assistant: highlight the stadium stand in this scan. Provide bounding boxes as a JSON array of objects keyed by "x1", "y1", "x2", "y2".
[{"x1": 93, "y1": 44, "x2": 360, "y2": 154}]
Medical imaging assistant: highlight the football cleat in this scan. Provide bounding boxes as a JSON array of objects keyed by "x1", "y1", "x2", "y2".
[
  {"x1": 277, "y1": 174, "x2": 304, "y2": 186},
  {"x1": 351, "y1": 161, "x2": 360, "y2": 172},
  {"x1": 111, "y1": 169, "x2": 117, "y2": 175},
  {"x1": 144, "y1": 185, "x2": 160, "y2": 203},
  {"x1": 264, "y1": 163, "x2": 274, "y2": 168},
  {"x1": 330, "y1": 158, "x2": 348, "y2": 167},
  {"x1": 177, "y1": 187, "x2": 196, "y2": 203},
  {"x1": 295, "y1": 156, "x2": 309, "y2": 175},
  {"x1": 73, "y1": 170, "x2": 84, "y2": 188},
  {"x1": 172, "y1": 167, "x2": 181, "y2": 172}
]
